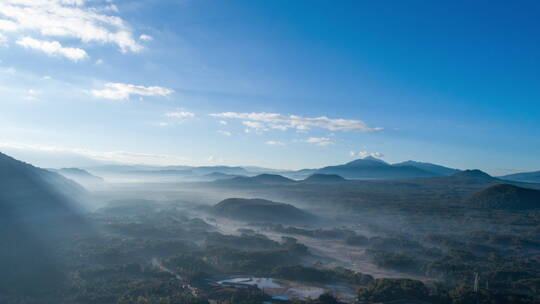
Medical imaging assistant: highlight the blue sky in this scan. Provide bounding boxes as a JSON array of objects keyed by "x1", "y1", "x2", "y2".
[{"x1": 0, "y1": 0, "x2": 539, "y2": 174}]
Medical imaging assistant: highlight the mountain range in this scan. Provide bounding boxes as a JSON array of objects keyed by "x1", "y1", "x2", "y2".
[{"x1": 82, "y1": 156, "x2": 463, "y2": 181}]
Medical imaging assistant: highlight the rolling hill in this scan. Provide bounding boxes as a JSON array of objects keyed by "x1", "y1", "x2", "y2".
[
  {"x1": 303, "y1": 173, "x2": 346, "y2": 182},
  {"x1": 212, "y1": 198, "x2": 311, "y2": 223},
  {"x1": 466, "y1": 184, "x2": 540, "y2": 210}
]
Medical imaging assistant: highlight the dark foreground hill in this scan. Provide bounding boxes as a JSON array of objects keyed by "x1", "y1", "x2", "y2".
[
  {"x1": 467, "y1": 184, "x2": 540, "y2": 210},
  {"x1": 0, "y1": 152, "x2": 89, "y2": 217},
  {"x1": 0, "y1": 152, "x2": 90, "y2": 295},
  {"x1": 212, "y1": 198, "x2": 311, "y2": 223}
]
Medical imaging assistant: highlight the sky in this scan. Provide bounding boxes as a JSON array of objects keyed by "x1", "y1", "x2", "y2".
[{"x1": 0, "y1": 0, "x2": 539, "y2": 175}]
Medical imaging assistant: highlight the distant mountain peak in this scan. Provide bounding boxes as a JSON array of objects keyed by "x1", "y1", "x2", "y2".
[{"x1": 345, "y1": 157, "x2": 388, "y2": 167}]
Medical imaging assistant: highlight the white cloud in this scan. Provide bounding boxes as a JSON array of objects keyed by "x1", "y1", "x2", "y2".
[
  {"x1": 265, "y1": 140, "x2": 285, "y2": 146},
  {"x1": 0, "y1": 142, "x2": 188, "y2": 166},
  {"x1": 16, "y1": 36, "x2": 87, "y2": 61},
  {"x1": 164, "y1": 111, "x2": 195, "y2": 119},
  {"x1": 350, "y1": 151, "x2": 384, "y2": 159},
  {"x1": 139, "y1": 34, "x2": 152, "y2": 41},
  {"x1": 91, "y1": 82, "x2": 174, "y2": 100},
  {"x1": 218, "y1": 130, "x2": 232, "y2": 136},
  {"x1": 304, "y1": 137, "x2": 334, "y2": 146},
  {"x1": 210, "y1": 112, "x2": 382, "y2": 132},
  {"x1": 218, "y1": 120, "x2": 227, "y2": 125},
  {"x1": 0, "y1": 0, "x2": 142, "y2": 53}
]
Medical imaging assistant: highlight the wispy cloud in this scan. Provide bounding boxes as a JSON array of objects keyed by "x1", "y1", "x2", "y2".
[
  {"x1": 265, "y1": 140, "x2": 285, "y2": 146},
  {"x1": 16, "y1": 36, "x2": 87, "y2": 61},
  {"x1": 304, "y1": 137, "x2": 334, "y2": 146},
  {"x1": 91, "y1": 82, "x2": 174, "y2": 100},
  {"x1": 164, "y1": 111, "x2": 195, "y2": 119},
  {"x1": 0, "y1": 0, "x2": 146, "y2": 54},
  {"x1": 350, "y1": 151, "x2": 384, "y2": 158},
  {"x1": 210, "y1": 112, "x2": 382, "y2": 132}
]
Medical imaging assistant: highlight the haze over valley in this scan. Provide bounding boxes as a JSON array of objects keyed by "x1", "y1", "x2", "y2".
[
  {"x1": 2, "y1": 151, "x2": 540, "y2": 303},
  {"x1": 2, "y1": 1, "x2": 540, "y2": 303}
]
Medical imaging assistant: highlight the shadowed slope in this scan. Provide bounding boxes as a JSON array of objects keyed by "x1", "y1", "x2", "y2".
[{"x1": 0, "y1": 152, "x2": 91, "y2": 296}]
